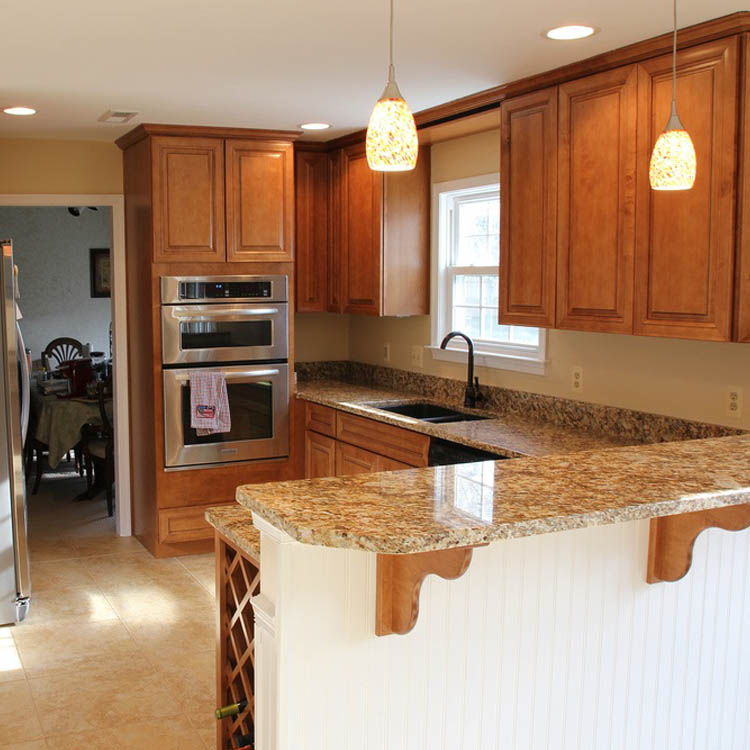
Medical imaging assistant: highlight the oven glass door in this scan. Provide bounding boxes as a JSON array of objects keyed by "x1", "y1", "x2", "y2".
[
  {"x1": 163, "y1": 363, "x2": 289, "y2": 468},
  {"x1": 161, "y1": 303, "x2": 288, "y2": 364}
]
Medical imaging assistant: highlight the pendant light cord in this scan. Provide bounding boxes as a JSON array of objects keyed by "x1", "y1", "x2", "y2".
[
  {"x1": 672, "y1": 0, "x2": 677, "y2": 104},
  {"x1": 388, "y1": 0, "x2": 395, "y2": 82}
]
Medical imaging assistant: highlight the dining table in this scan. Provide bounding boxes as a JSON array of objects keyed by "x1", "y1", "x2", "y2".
[{"x1": 31, "y1": 389, "x2": 113, "y2": 469}]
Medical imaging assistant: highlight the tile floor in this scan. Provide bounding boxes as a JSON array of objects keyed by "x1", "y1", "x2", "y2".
[{"x1": 0, "y1": 465, "x2": 218, "y2": 749}]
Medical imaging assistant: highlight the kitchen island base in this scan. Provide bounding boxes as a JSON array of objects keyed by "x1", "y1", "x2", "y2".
[{"x1": 243, "y1": 513, "x2": 749, "y2": 750}]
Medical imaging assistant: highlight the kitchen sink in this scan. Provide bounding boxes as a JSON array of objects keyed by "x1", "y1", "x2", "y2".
[{"x1": 366, "y1": 402, "x2": 490, "y2": 424}]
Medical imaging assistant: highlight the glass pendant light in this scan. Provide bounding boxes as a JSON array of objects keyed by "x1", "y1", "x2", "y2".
[
  {"x1": 649, "y1": 0, "x2": 696, "y2": 190},
  {"x1": 366, "y1": 0, "x2": 418, "y2": 171}
]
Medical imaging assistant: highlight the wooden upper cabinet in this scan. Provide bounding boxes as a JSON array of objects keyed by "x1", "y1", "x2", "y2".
[
  {"x1": 499, "y1": 87, "x2": 558, "y2": 328},
  {"x1": 338, "y1": 143, "x2": 430, "y2": 316},
  {"x1": 295, "y1": 150, "x2": 329, "y2": 311},
  {"x1": 635, "y1": 37, "x2": 739, "y2": 341},
  {"x1": 152, "y1": 136, "x2": 226, "y2": 262},
  {"x1": 340, "y1": 144, "x2": 383, "y2": 314},
  {"x1": 736, "y1": 33, "x2": 750, "y2": 342},
  {"x1": 557, "y1": 66, "x2": 638, "y2": 333},
  {"x1": 226, "y1": 140, "x2": 294, "y2": 262},
  {"x1": 327, "y1": 150, "x2": 343, "y2": 312}
]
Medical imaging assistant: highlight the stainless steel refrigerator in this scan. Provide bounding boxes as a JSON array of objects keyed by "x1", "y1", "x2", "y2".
[{"x1": 0, "y1": 240, "x2": 31, "y2": 625}]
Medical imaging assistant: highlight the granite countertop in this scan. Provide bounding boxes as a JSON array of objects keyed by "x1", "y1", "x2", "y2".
[
  {"x1": 295, "y1": 380, "x2": 632, "y2": 457},
  {"x1": 232, "y1": 435, "x2": 750, "y2": 554},
  {"x1": 206, "y1": 505, "x2": 260, "y2": 560}
]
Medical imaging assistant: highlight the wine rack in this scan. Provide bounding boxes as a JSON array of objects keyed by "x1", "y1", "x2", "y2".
[{"x1": 216, "y1": 532, "x2": 260, "y2": 750}]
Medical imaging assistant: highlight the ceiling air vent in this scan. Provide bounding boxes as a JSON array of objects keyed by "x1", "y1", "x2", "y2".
[{"x1": 98, "y1": 110, "x2": 138, "y2": 124}]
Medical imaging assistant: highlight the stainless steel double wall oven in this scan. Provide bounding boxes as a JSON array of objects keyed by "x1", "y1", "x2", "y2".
[{"x1": 161, "y1": 275, "x2": 289, "y2": 468}]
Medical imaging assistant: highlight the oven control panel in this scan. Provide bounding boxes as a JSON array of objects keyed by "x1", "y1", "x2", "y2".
[
  {"x1": 160, "y1": 275, "x2": 288, "y2": 304},
  {"x1": 179, "y1": 281, "x2": 271, "y2": 300}
]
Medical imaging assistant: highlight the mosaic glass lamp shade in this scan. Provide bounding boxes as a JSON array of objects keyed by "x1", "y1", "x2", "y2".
[
  {"x1": 649, "y1": 104, "x2": 697, "y2": 190},
  {"x1": 366, "y1": 75, "x2": 418, "y2": 172}
]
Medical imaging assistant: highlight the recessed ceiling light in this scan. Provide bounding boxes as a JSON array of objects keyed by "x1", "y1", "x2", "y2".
[
  {"x1": 299, "y1": 122, "x2": 331, "y2": 131},
  {"x1": 544, "y1": 25, "x2": 598, "y2": 40},
  {"x1": 3, "y1": 106, "x2": 36, "y2": 116}
]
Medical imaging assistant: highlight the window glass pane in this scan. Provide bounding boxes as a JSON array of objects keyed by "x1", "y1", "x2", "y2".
[
  {"x1": 453, "y1": 306, "x2": 481, "y2": 339},
  {"x1": 481, "y1": 308, "x2": 509, "y2": 342},
  {"x1": 440, "y1": 183, "x2": 542, "y2": 362},
  {"x1": 509, "y1": 326, "x2": 540, "y2": 346},
  {"x1": 453, "y1": 275, "x2": 481, "y2": 306},
  {"x1": 481, "y1": 275, "x2": 498, "y2": 307},
  {"x1": 458, "y1": 200, "x2": 490, "y2": 236},
  {"x1": 453, "y1": 197, "x2": 500, "y2": 266}
]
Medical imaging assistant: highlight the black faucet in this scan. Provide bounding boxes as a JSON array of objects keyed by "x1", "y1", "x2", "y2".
[{"x1": 439, "y1": 331, "x2": 482, "y2": 408}]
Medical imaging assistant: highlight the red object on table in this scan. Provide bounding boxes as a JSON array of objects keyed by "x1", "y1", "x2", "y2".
[{"x1": 58, "y1": 358, "x2": 94, "y2": 397}]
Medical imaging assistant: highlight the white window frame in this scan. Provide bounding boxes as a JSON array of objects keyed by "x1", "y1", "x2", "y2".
[{"x1": 428, "y1": 174, "x2": 547, "y2": 376}]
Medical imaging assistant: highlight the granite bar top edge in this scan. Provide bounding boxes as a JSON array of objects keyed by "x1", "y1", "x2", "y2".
[
  {"x1": 235, "y1": 435, "x2": 750, "y2": 555},
  {"x1": 205, "y1": 505, "x2": 260, "y2": 560},
  {"x1": 236, "y1": 487, "x2": 750, "y2": 555}
]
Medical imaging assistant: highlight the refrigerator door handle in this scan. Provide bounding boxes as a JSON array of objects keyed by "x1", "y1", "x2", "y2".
[{"x1": 16, "y1": 321, "x2": 30, "y2": 444}]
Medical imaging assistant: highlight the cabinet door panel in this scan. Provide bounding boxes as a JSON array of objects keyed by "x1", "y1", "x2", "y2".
[
  {"x1": 152, "y1": 136, "x2": 225, "y2": 262},
  {"x1": 295, "y1": 151, "x2": 329, "y2": 311},
  {"x1": 635, "y1": 38, "x2": 738, "y2": 341},
  {"x1": 341, "y1": 144, "x2": 383, "y2": 315},
  {"x1": 226, "y1": 140, "x2": 294, "y2": 262},
  {"x1": 499, "y1": 87, "x2": 558, "y2": 328},
  {"x1": 335, "y1": 442, "x2": 380, "y2": 476},
  {"x1": 736, "y1": 33, "x2": 750, "y2": 342},
  {"x1": 327, "y1": 151, "x2": 343, "y2": 312},
  {"x1": 305, "y1": 430, "x2": 336, "y2": 479},
  {"x1": 558, "y1": 66, "x2": 637, "y2": 333}
]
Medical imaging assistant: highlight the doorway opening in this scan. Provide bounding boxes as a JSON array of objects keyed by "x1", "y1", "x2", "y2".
[{"x1": 0, "y1": 194, "x2": 130, "y2": 546}]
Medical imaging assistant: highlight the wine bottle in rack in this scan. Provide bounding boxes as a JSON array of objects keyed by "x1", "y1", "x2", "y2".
[
  {"x1": 215, "y1": 699, "x2": 248, "y2": 720},
  {"x1": 234, "y1": 730, "x2": 254, "y2": 749}
]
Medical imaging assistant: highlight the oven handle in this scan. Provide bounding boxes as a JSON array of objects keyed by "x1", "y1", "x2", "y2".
[
  {"x1": 170, "y1": 307, "x2": 280, "y2": 318},
  {"x1": 173, "y1": 368, "x2": 280, "y2": 383}
]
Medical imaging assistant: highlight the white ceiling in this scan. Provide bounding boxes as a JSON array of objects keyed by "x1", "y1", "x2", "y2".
[{"x1": 0, "y1": 0, "x2": 743, "y2": 142}]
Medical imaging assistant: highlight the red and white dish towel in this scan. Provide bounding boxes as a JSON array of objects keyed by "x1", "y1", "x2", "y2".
[{"x1": 189, "y1": 370, "x2": 231, "y2": 435}]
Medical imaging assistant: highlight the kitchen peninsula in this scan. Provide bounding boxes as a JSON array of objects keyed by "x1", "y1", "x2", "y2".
[{"x1": 208, "y1": 429, "x2": 750, "y2": 750}]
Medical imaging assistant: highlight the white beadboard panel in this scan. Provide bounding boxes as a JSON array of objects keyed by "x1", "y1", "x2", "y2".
[{"x1": 256, "y1": 519, "x2": 750, "y2": 750}]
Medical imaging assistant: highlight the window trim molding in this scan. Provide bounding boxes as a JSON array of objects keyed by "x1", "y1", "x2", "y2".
[{"x1": 430, "y1": 174, "x2": 547, "y2": 376}]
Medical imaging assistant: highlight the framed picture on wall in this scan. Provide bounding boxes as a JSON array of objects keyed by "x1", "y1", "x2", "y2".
[{"x1": 90, "y1": 248, "x2": 111, "y2": 298}]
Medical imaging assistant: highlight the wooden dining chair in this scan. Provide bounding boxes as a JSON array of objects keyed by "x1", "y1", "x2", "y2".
[
  {"x1": 42, "y1": 337, "x2": 83, "y2": 371},
  {"x1": 81, "y1": 381, "x2": 115, "y2": 516}
]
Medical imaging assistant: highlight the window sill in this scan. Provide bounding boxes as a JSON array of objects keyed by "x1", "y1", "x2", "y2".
[{"x1": 427, "y1": 346, "x2": 547, "y2": 376}]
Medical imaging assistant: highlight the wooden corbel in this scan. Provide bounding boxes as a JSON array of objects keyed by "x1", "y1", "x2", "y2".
[
  {"x1": 647, "y1": 503, "x2": 750, "y2": 583},
  {"x1": 375, "y1": 545, "x2": 479, "y2": 636}
]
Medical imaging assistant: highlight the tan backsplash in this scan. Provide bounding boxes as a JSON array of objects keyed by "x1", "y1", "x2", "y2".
[{"x1": 295, "y1": 125, "x2": 750, "y2": 431}]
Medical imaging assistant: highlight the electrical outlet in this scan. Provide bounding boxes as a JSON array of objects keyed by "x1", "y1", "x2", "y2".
[
  {"x1": 411, "y1": 345, "x2": 424, "y2": 369},
  {"x1": 383, "y1": 342, "x2": 391, "y2": 363},
  {"x1": 727, "y1": 386, "x2": 743, "y2": 418},
  {"x1": 571, "y1": 366, "x2": 583, "y2": 393}
]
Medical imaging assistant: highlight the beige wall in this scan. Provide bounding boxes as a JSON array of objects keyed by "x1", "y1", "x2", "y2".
[
  {"x1": 336, "y1": 128, "x2": 750, "y2": 429},
  {"x1": 0, "y1": 138, "x2": 123, "y2": 194},
  {"x1": 295, "y1": 312, "x2": 350, "y2": 362}
]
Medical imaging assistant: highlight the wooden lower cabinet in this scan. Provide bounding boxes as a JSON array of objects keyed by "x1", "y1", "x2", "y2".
[
  {"x1": 377, "y1": 455, "x2": 413, "y2": 472},
  {"x1": 304, "y1": 402, "x2": 429, "y2": 479},
  {"x1": 335, "y1": 442, "x2": 381, "y2": 476},
  {"x1": 305, "y1": 430, "x2": 336, "y2": 478},
  {"x1": 336, "y1": 411, "x2": 430, "y2": 467},
  {"x1": 158, "y1": 503, "x2": 220, "y2": 544}
]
